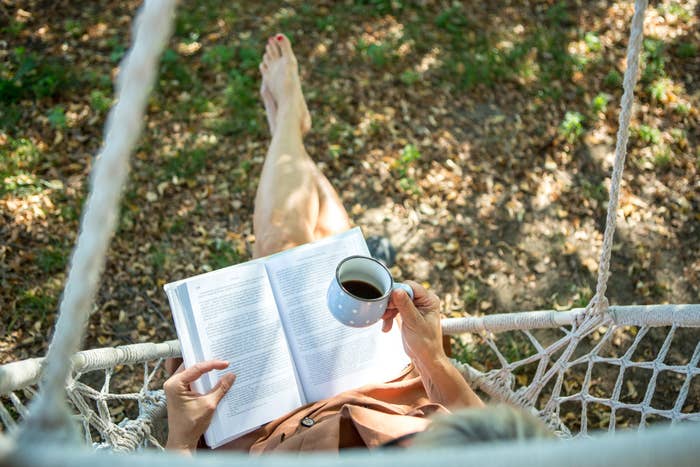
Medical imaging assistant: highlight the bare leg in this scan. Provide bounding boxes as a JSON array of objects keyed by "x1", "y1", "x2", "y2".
[{"x1": 253, "y1": 34, "x2": 350, "y2": 259}]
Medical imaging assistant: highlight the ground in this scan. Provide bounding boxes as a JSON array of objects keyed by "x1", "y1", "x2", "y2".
[{"x1": 1, "y1": 0, "x2": 698, "y2": 433}]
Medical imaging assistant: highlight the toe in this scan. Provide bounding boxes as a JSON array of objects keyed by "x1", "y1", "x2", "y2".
[
  {"x1": 259, "y1": 62, "x2": 268, "y2": 76},
  {"x1": 276, "y1": 34, "x2": 294, "y2": 59},
  {"x1": 266, "y1": 39, "x2": 279, "y2": 59}
]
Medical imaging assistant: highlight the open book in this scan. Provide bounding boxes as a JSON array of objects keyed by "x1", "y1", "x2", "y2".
[{"x1": 164, "y1": 228, "x2": 410, "y2": 448}]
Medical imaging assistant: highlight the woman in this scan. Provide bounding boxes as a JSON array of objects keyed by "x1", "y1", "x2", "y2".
[{"x1": 163, "y1": 34, "x2": 485, "y2": 454}]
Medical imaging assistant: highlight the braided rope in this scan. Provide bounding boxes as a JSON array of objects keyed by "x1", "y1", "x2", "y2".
[
  {"x1": 590, "y1": 0, "x2": 648, "y2": 316},
  {"x1": 19, "y1": 0, "x2": 176, "y2": 441}
]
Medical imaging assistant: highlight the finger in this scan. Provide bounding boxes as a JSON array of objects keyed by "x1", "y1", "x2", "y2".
[
  {"x1": 177, "y1": 360, "x2": 229, "y2": 385},
  {"x1": 205, "y1": 373, "x2": 236, "y2": 406},
  {"x1": 403, "y1": 280, "x2": 437, "y2": 309},
  {"x1": 165, "y1": 357, "x2": 183, "y2": 376},
  {"x1": 391, "y1": 288, "x2": 421, "y2": 324},
  {"x1": 381, "y1": 308, "x2": 399, "y2": 333}
]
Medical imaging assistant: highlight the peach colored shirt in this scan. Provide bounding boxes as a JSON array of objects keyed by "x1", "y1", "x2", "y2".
[{"x1": 221, "y1": 365, "x2": 449, "y2": 453}]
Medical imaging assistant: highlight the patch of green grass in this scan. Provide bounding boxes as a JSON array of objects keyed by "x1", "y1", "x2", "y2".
[
  {"x1": 462, "y1": 282, "x2": 479, "y2": 306},
  {"x1": 216, "y1": 70, "x2": 260, "y2": 136},
  {"x1": 357, "y1": 40, "x2": 394, "y2": 68},
  {"x1": 648, "y1": 78, "x2": 671, "y2": 103},
  {"x1": 395, "y1": 144, "x2": 422, "y2": 195},
  {"x1": 580, "y1": 179, "x2": 607, "y2": 203},
  {"x1": 584, "y1": 32, "x2": 602, "y2": 53},
  {"x1": 673, "y1": 102, "x2": 690, "y2": 116},
  {"x1": 590, "y1": 93, "x2": 610, "y2": 115},
  {"x1": 653, "y1": 145, "x2": 672, "y2": 168},
  {"x1": 641, "y1": 38, "x2": 666, "y2": 83},
  {"x1": 0, "y1": 137, "x2": 43, "y2": 195},
  {"x1": 10, "y1": 288, "x2": 56, "y2": 331},
  {"x1": 559, "y1": 111, "x2": 585, "y2": 142},
  {"x1": 165, "y1": 148, "x2": 208, "y2": 179},
  {"x1": 47, "y1": 106, "x2": 67, "y2": 129},
  {"x1": 1, "y1": 20, "x2": 26, "y2": 37},
  {"x1": 400, "y1": 70, "x2": 420, "y2": 86},
  {"x1": 604, "y1": 69, "x2": 623, "y2": 89},
  {"x1": 63, "y1": 18, "x2": 83, "y2": 38},
  {"x1": 675, "y1": 42, "x2": 698, "y2": 58},
  {"x1": 0, "y1": 47, "x2": 73, "y2": 103},
  {"x1": 160, "y1": 49, "x2": 194, "y2": 87},
  {"x1": 37, "y1": 247, "x2": 67, "y2": 273},
  {"x1": 90, "y1": 90, "x2": 112, "y2": 114},
  {"x1": 209, "y1": 239, "x2": 242, "y2": 269},
  {"x1": 149, "y1": 245, "x2": 168, "y2": 273},
  {"x1": 435, "y1": 3, "x2": 473, "y2": 34},
  {"x1": 636, "y1": 124, "x2": 661, "y2": 145},
  {"x1": 657, "y1": 2, "x2": 692, "y2": 22}
]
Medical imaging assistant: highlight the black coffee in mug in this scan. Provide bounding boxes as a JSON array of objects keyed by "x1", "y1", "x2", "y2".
[{"x1": 341, "y1": 280, "x2": 383, "y2": 300}]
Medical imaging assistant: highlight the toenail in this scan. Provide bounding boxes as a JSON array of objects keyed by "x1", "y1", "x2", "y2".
[{"x1": 276, "y1": 35, "x2": 283, "y2": 41}]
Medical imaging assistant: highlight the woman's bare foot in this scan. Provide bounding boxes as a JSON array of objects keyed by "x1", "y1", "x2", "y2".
[{"x1": 259, "y1": 34, "x2": 311, "y2": 136}]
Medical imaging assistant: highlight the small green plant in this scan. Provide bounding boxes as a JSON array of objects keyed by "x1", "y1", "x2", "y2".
[
  {"x1": 395, "y1": 144, "x2": 422, "y2": 194},
  {"x1": 559, "y1": 111, "x2": 585, "y2": 142},
  {"x1": 90, "y1": 90, "x2": 112, "y2": 113},
  {"x1": 366, "y1": 43, "x2": 390, "y2": 67},
  {"x1": 584, "y1": 32, "x2": 602, "y2": 53},
  {"x1": 149, "y1": 245, "x2": 167, "y2": 272},
  {"x1": 675, "y1": 42, "x2": 697, "y2": 58},
  {"x1": 166, "y1": 147, "x2": 208, "y2": 178},
  {"x1": 636, "y1": 125, "x2": 661, "y2": 145},
  {"x1": 37, "y1": 247, "x2": 67, "y2": 273},
  {"x1": 0, "y1": 47, "x2": 72, "y2": 102},
  {"x1": 201, "y1": 45, "x2": 236, "y2": 68},
  {"x1": 604, "y1": 69, "x2": 623, "y2": 88},
  {"x1": 63, "y1": 19, "x2": 83, "y2": 37},
  {"x1": 591, "y1": 93, "x2": 610, "y2": 115},
  {"x1": 209, "y1": 239, "x2": 242, "y2": 269},
  {"x1": 641, "y1": 38, "x2": 666, "y2": 83},
  {"x1": 400, "y1": 70, "x2": 420, "y2": 86},
  {"x1": 47, "y1": 106, "x2": 67, "y2": 129},
  {"x1": 648, "y1": 78, "x2": 671, "y2": 102},
  {"x1": 653, "y1": 145, "x2": 672, "y2": 168},
  {"x1": 657, "y1": 2, "x2": 692, "y2": 22},
  {"x1": 673, "y1": 102, "x2": 690, "y2": 116}
]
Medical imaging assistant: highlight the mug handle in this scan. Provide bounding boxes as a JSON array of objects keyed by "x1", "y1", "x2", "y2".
[{"x1": 392, "y1": 282, "x2": 414, "y2": 300}]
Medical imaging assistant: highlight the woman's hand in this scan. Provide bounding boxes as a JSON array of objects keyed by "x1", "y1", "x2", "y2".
[
  {"x1": 381, "y1": 280, "x2": 445, "y2": 363},
  {"x1": 164, "y1": 360, "x2": 236, "y2": 454}
]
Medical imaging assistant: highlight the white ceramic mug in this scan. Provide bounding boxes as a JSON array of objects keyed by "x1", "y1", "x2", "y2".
[{"x1": 327, "y1": 255, "x2": 414, "y2": 328}]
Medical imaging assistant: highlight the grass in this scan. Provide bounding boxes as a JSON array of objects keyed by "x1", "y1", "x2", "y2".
[
  {"x1": 559, "y1": 111, "x2": 585, "y2": 142},
  {"x1": 636, "y1": 125, "x2": 662, "y2": 145},
  {"x1": 164, "y1": 148, "x2": 209, "y2": 179},
  {"x1": 590, "y1": 93, "x2": 610, "y2": 115},
  {"x1": 208, "y1": 239, "x2": 242, "y2": 269},
  {"x1": 37, "y1": 247, "x2": 68, "y2": 273},
  {"x1": 394, "y1": 144, "x2": 422, "y2": 195},
  {"x1": 47, "y1": 106, "x2": 67, "y2": 129}
]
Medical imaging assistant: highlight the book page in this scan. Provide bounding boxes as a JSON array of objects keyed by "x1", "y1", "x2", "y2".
[
  {"x1": 264, "y1": 228, "x2": 410, "y2": 403},
  {"x1": 185, "y1": 262, "x2": 302, "y2": 447}
]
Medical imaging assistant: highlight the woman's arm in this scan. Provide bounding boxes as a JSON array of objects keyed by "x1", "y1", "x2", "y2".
[{"x1": 384, "y1": 282, "x2": 483, "y2": 410}]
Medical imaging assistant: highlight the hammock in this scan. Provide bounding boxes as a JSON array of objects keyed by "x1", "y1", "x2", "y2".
[{"x1": 1, "y1": 0, "x2": 698, "y2": 464}]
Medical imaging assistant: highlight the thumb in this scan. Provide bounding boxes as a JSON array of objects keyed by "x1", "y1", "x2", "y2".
[
  {"x1": 392, "y1": 288, "x2": 420, "y2": 324},
  {"x1": 206, "y1": 373, "x2": 236, "y2": 406}
]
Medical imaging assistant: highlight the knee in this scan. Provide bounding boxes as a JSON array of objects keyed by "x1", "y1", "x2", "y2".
[{"x1": 253, "y1": 228, "x2": 313, "y2": 258}]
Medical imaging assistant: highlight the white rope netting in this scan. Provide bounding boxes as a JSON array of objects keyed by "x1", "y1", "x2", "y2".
[{"x1": 1, "y1": 0, "x2": 699, "y2": 462}]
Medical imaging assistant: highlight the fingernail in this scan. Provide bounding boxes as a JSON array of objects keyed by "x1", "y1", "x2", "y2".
[{"x1": 276, "y1": 34, "x2": 283, "y2": 41}]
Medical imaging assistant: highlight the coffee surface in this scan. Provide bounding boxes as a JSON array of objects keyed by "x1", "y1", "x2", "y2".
[{"x1": 341, "y1": 280, "x2": 383, "y2": 300}]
